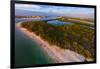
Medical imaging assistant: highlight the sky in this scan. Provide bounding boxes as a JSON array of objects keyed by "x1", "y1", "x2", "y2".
[{"x1": 15, "y1": 4, "x2": 94, "y2": 18}]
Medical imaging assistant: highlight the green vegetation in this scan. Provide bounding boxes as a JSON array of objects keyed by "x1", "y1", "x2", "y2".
[
  {"x1": 21, "y1": 20, "x2": 95, "y2": 59},
  {"x1": 58, "y1": 16, "x2": 94, "y2": 22},
  {"x1": 68, "y1": 17, "x2": 94, "y2": 23},
  {"x1": 58, "y1": 17, "x2": 94, "y2": 27}
]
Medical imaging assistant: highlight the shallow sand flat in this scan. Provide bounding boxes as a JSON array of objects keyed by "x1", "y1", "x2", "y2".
[{"x1": 16, "y1": 22, "x2": 85, "y2": 63}]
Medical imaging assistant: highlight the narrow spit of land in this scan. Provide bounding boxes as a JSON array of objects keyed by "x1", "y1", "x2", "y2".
[{"x1": 16, "y1": 22, "x2": 85, "y2": 63}]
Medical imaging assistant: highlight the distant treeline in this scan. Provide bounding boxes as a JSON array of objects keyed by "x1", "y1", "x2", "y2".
[
  {"x1": 57, "y1": 17, "x2": 94, "y2": 27},
  {"x1": 59, "y1": 16, "x2": 94, "y2": 22},
  {"x1": 21, "y1": 20, "x2": 95, "y2": 60},
  {"x1": 15, "y1": 16, "x2": 47, "y2": 18}
]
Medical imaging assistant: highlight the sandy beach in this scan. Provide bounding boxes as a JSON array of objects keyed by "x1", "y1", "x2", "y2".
[{"x1": 16, "y1": 22, "x2": 86, "y2": 63}]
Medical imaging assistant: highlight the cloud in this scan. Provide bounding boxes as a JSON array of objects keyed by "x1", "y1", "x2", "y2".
[
  {"x1": 51, "y1": 7, "x2": 94, "y2": 15},
  {"x1": 15, "y1": 3, "x2": 94, "y2": 18},
  {"x1": 15, "y1": 4, "x2": 41, "y2": 11}
]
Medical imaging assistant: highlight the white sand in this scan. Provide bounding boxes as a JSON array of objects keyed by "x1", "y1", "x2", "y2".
[{"x1": 16, "y1": 22, "x2": 86, "y2": 63}]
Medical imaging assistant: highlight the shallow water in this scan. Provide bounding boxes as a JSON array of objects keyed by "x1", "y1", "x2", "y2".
[
  {"x1": 48, "y1": 20, "x2": 73, "y2": 26},
  {"x1": 15, "y1": 18, "x2": 55, "y2": 67}
]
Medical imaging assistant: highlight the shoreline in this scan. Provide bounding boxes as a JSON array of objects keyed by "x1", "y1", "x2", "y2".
[{"x1": 16, "y1": 22, "x2": 86, "y2": 63}]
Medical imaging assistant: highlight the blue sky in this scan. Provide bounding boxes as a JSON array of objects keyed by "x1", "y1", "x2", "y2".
[{"x1": 15, "y1": 4, "x2": 94, "y2": 18}]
